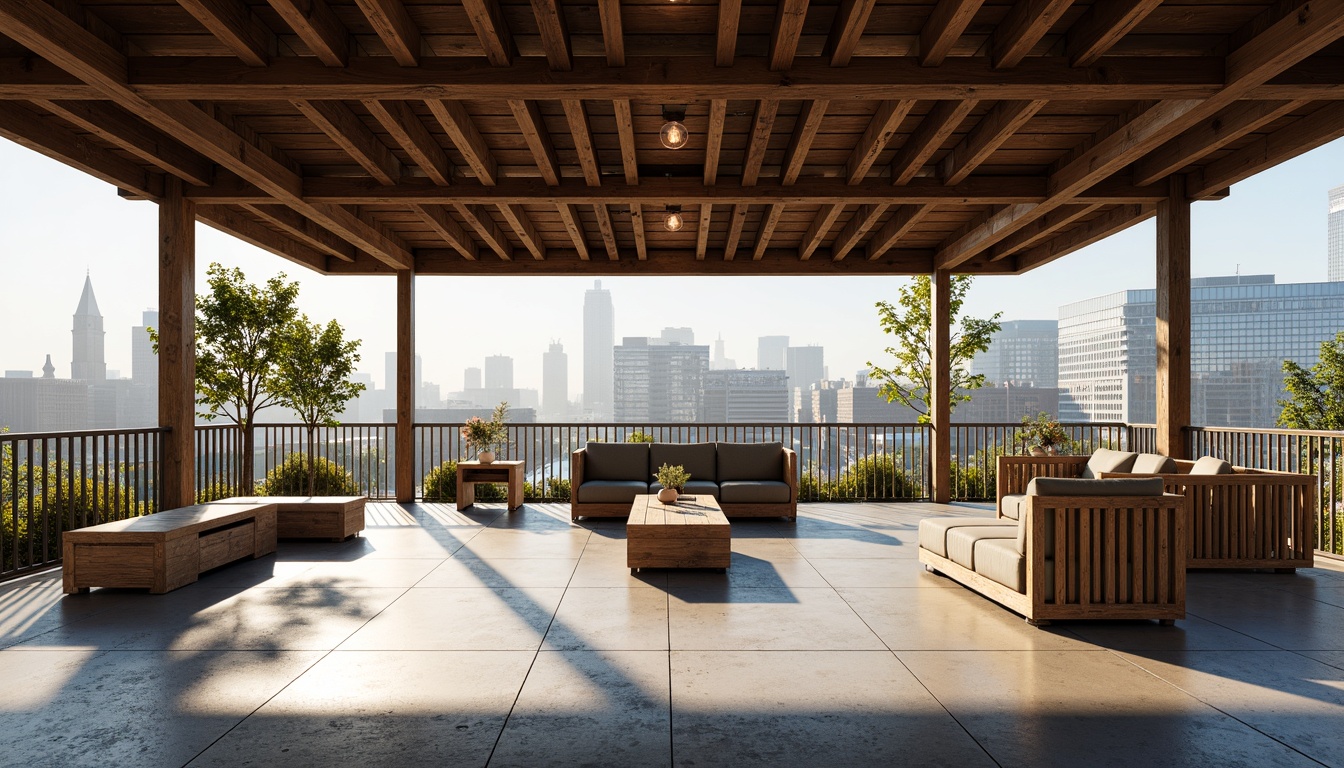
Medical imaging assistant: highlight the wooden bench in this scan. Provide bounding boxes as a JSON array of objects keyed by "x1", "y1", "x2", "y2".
[
  {"x1": 217, "y1": 496, "x2": 366, "y2": 540},
  {"x1": 63, "y1": 503, "x2": 278, "y2": 594}
]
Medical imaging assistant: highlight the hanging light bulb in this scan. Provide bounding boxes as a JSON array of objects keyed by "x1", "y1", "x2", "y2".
[
  {"x1": 664, "y1": 205, "x2": 684, "y2": 232},
  {"x1": 660, "y1": 107, "x2": 689, "y2": 150}
]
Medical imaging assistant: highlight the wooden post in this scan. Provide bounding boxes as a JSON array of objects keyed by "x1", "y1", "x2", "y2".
[
  {"x1": 158, "y1": 177, "x2": 195, "y2": 510},
  {"x1": 1156, "y1": 175, "x2": 1191, "y2": 459},
  {"x1": 395, "y1": 269, "x2": 415, "y2": 503},
  {"x1": 931, "y1": 270, "x2": 952, "y2": 504}
]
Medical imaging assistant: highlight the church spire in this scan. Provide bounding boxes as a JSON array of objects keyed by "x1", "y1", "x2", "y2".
[{"x1": 75, "y1": 273, "x2": 101, "y2": 317}]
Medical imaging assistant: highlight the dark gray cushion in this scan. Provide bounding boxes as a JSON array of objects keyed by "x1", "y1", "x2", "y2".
[
  {"x1": 1026, "y1": 476, "x2": 1165, "y2": 497},
  {"x1": 719, "y1": 480, "x2": 790, "y2": 504},
  {"x1": 583, "y1": 442, "x2": 650, "y2": 481},
  {"x1": 1080, "y1": 448, "x2": 1139, "y2": 478},
  {"x1": 918, "y1": 517, "x2": 1009, "y2": 558},
  {"x1": 717, "y1": 442, "x2": 785, "y2": 481},
  {"x1": 1000, "y1": 494, "x2": 1027, "y2": 521},
  {"x1": 576, "y1": 480, "x2": 649, "y2": 504},
  {"x1": 650, "y1": 443, "x2": 718, "y2": 483},
  {"x1": 1189, "y1": 456, "x2": 1234, "y2": 475},
  {"x1": 650, "y1": 480, "x2": 720, "y2": 499},
  {"x1": 1131, "y1": 453, "x2": 1177, "y2": 474}
]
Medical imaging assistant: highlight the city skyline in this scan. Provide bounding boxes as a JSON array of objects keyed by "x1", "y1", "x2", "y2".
[{"x1": 1, "y1": 137, "x2": 1342, "y2": 399}]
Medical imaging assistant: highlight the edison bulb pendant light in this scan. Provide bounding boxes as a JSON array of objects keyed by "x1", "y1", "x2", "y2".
[
  {"x1": 660, "y1": 119, "x2": 689, "y2": 149},
  {"x1": 665, "y1": 209, "x2": 685, "y2": 232}
]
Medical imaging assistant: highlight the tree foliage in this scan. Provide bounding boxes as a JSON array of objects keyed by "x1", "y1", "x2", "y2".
[
  {"x1": 1279, "y1": 331, "x2": 1344, "y2": 430},
  {"x1": 274, "y1": 316, "x2": 366, "y2": 494},
  {"x1": 258, "y1": 454, "x2": 360, "y2": 496},
  {"x1": 867, "y1": 275, "x2": 1002, "y2": 423}
]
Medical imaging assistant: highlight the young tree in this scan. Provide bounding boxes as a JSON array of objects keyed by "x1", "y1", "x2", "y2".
[
  {"x1": 866, "y1": 275, "x2": 1002, "y2": 423},
  {"x1": 1278, "y1": 331, "x2": 1344, "y2": 430},
  {"x1": 274, "y1": 316, "x2": 366, "y2": 495}
]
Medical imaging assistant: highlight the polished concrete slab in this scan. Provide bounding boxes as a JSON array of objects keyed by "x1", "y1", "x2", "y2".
[{"x1": 1, "y1": 501, "x2": 1343, "y2": 767}]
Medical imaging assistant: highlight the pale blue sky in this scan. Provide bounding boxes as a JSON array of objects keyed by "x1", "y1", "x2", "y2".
[{"x1": 1, "y1": 137, "x2": 1340, "y2": 395}]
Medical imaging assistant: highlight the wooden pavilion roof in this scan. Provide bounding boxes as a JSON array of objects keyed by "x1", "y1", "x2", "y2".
[{"x1": 1, "y1": 0, "x2": 1342, "y2": 276}]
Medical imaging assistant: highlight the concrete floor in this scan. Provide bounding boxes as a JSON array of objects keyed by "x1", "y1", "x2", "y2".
[{"x1": 3, "y1": 501, "x2": 1344, "y2": 767}]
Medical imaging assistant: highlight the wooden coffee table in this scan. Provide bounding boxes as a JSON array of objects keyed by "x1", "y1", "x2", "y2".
[{"x1": 627, "y1": 494, "x2": 731, "y2": 572}]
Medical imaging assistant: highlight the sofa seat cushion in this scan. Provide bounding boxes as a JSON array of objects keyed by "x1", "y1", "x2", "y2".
[
  {"x1": 1189, "y1": 456, "x2": 1233, "y2": 475},
  {"x1": 919, "y1": 517, "x2": 1011, "y2": 558},
  {"x1": 975, "y1": 539, "x2": 1026, "y2": 593},
  {"x1": 1017, "y1": 477, "x2": 1166, "y2": 554},
  {"x1": 1081, "y1": 448, "x2": 1139, "y2": 478},
  {"x1": 650, "y1": 480, "x2": 720, "y2": 499},
  {"x1": 947, "y1": 526, "x2": 1019, "y2": 570},
  {"x1": 650, "y1": 443, "x2": 717, "y2": 483},
  {"x1": 583, "y1": 442, "x2": 650, "y2": 482},
  {"x1": 717, "y1": 442, "x2": 785, "y2": 482},
  {"x1": 1131, "y1": 452, "x2": 1177, "y2": 474},
  {"x1": 1000, "y1": 494, "x2": 1027, "y2": 521},
  {"x1": 576, "y1": 480, "x2": 649, "y2": 504},
  {"x1": 719, "y1": 480, "x2": 790, "y2": 504}
]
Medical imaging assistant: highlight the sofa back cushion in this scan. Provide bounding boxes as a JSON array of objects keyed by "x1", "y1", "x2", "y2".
[
  {"x1": 1130, "y1": 453, "x2": 1177, "y2": 475},
  {"x1": 1080, "y1": 448, "x2": 1139, "y2": 478},
  {"x1": 1018, "y1": 476, "x2": 1165, "y2": 554},
  {"x1": 717, "y1": 442, "x2": 785, "y2": 482},
  {"x1": 583, "y1": 442, "x2": 650, "y2": 482},
  {"x1": 1189, "y1": 456, "x2": 1234, "y2": 475},
  {"x1": 650, "y1": 443, "x2": 717, "y2": 483}
]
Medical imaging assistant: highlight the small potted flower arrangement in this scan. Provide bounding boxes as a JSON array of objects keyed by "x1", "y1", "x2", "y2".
[
  {"x1": 461, "y1": 402, "x2": 510, "y2": 463},
  {"x1": 653, "y1": 463, "x2": 690, "y2": 504},
  {"x1": 1019, "y1": 411, "x2": 1069, "y2": 456}
]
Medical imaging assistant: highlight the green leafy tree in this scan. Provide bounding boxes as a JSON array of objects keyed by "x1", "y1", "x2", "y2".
[
  {"x1": 274, "y1": 316, "x2": 366, "y2": 495},
  {"x1": 867, "y1": 275, "x2": 1002, "y2": 423},
  {"x1": 1279, "y1": 332, "x2": 1344, "y2": 430}
]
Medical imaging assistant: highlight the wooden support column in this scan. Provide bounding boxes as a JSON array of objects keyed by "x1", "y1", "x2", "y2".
[
  {"x1": 395, "y1": 269, "x2": 415, "y2": 502},
  {"x1": 930, "y1": 270, "x2": 952, "y2": 504},
  {"x1": 158, "y1": 177, "x2": 195, "y2": 510},
  {"x1": 1156, "y1": 175, "x2": 1190, "y2": 459}
]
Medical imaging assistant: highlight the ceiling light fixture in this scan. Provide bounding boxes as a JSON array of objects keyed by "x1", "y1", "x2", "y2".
[
  {"x1": 660, "y1": 106, "x2": 689, "y2": 150},
  {"x1": 664, "y1": 205, "x2": 684, "y2": 232}
]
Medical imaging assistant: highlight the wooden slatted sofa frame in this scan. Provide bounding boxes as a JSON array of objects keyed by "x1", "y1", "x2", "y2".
[{"x1": 999, "y1": 453, "x2": 1317, "y2": 571}]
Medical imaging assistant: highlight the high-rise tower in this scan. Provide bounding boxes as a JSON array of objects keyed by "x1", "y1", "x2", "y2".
[
  {"x1": 71, "y1": 274, "x2": 106, "y2": 381},
  {"x1": 1329, "y1": 184, "x2": 1344, "y2": 281},
  {"x1": 542, "y1": 342, "x2": 568, "y2": 420},
  {"x1": 583, "y1": 280, "x2": 615, "y2": 419}
]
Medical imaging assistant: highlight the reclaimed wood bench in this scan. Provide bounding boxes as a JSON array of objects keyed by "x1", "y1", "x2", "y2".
[
  {"x1": 216, "y1": 496, "x2": 366, "y2": 541},
  {"x1": 63, "y1": 503, "x2": 278, "y2": 594}
]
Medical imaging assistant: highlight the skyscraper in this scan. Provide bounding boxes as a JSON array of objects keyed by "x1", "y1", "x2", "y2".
[
  {"x1": 785, "y1": 345, "x2": 825, "y2": 390},
  {"x1": 484, "y1": 355, "x2": 514, "y2": 389},
  {"x1": 542, "y1": 342, "x2": 568, "y2": 420},
  {"x1": 757, "y1": 336, "x2": 789, "y2": 370},
  {"x1": 1330, "y1": 184, "x2": 1344, "y2": 282},
  {"x1": 583, "y1": 280, "x2": 615, "y2": 419},
  {"x1": 464, "y1": 367, "x2": 482, "y2": 390},
  {"x1": 971, "y1": 320, "x2": 1059, "y2": 387},
  {"x1": 710, "y1": 334, "x2": 737, "y2": 370},
  {"x1": 613, "y1": 337, "x2": 708, "y2": 422},
  {"x1": 71, "y1": 274, "x2": 106, "y2": 381},
  {"x1": 131, "y1": 310, "x2": 158, "y2": 385}
]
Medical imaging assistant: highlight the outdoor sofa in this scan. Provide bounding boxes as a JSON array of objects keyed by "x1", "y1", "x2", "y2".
[{"x1": 570, "y1": 441, "x2": 797, "y2": 520}]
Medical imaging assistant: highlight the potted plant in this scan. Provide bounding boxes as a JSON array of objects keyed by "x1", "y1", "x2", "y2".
[
  {"x1": 461, "y1": 402, "x2": 510, "y2": 463},
  {"x1": 1019, "y1": 411, "x2": 1068, "y2": 456},
  {"x1": 653, "y1": 463, "x2": 690, "y2": 504}
]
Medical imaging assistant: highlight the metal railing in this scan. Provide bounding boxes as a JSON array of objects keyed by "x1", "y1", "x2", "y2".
[
  {"x1": 1, "y1": 427, "x2": 162, "y2": 579},
  {"x1": 195, "y1": 423, "x2": 395, "y2": 500},
  {"x1": 949, "y1": 422, "x2": 1133, "y2": 500}
]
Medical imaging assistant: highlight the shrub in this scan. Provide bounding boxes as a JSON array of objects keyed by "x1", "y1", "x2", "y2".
[
  {"x1": 197, "y1": 480, "x2": 237, "y2": 504},
  {"x1": 625, "y1": 431, "x2": 656, "y2": 443},
  {"x1": 422, "y1": 460, "x2": 505, "y2": 502},
  {"x1": 2, "y1": 474, "x2": 140, "y2": 572},
  {"x1": 523, "y1": 477, "x2": 571, "y2": 502},
  {"x1": 257, "y1": 454, "x2": 359, "y2": 496}
]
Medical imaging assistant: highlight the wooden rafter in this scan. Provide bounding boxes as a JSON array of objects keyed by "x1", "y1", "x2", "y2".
[
  {"x1": 530, "y1": 0, "x2": 572, "y2": 72},
  {"x1": 563, "y1": 99, "x2": 602, "y2": 187},
  {"x1": 294, "y1": 99, "x2": 401, "y2": 185},
  {"x1": 825, "y1": 0, "x2": 876, "y2": 67},
  {"x1": 461, "y1": 0, "x2": 514, "y2": 67},
  {"x1": 846, "y1": 100, "x2": 914, "y2": 184},
  {"x1": 593, "y1": 203, "x2": 619, "y2": 260},
  {"x1": 919, "y1": 0, "x2": 985, "y2": 67},
  {"x1": 716, "y1": 0, "x2": 742, "y2": 67},
  {"x1": 940, "y1": 99, "x2": 1045, "y2": 184},
  {"x1": 987, "y1": 204, "x2": 1101, "y2": 261},
  {"x1": 741, "y1": 100, "x2": 778, "y2": 186},
  {"x1": 1014, "y1": 205, "x2": 1153, "y2": 272},
  {"x1": 992, "y1": 0, "x2": 1074, "y2": 70},
  {"x1": 411, "y1": 203, "x2": 479, "y2": 260},
  {"x1": 832, "y1": 204, "x2": 888, "y2": 260},
  {"x1": 704, "y1": 99, "x2": 727, "y2": 185},
  {"x1": 0, "y1": 102, "x2": 160, "y2": 199},
  {"x1": 556, "y1": 203, "x2": 590, "y2": 260},
  {"x1": 890, "y1": 99, "x2": 977, "y2": 185},
  {"x1": 769, "y1": 0, "x2": 811, "y2": 72},
  {"x1": 613, "y1": 99, "x2": 638, "y2": 185},
  {"x1": 696, "y1": 205, "x2": 713, "y2": 260},
  {"x1": 1065, "y1": 0, "x2": 1164, "y2": 67},
  {"x1": 1187, "y1": 101, "x2": 1344, "y2": 199},
  {"x1": 198, "y1": 205, "x2": 329, "y2": 271},
  {"x1": 799, "y1": 204, "x2": 843, "y2": 260},
  {"x1": 38, "y1": 99, "x2": 213, "y2": 186},
  {"x1": 723, "y1": 204, "x2": 749, "y2": 260},
  {"x1": 1134, "y1": 100, "x2": 1306, "y2": 186},
  {"x1": 177, "y1": 0, "x2": 274, "y2": 67},
  {"x1": 866, "y1": 204, "x2": 935, "y2": 259},
  {"x1": 498, "y1": 203, "x2": 546, "y2": 259},
  {"x1": 427, "y1": 99, "x2": 497, "y2": 186},
  {"x1": 242, "y1": 203, "x2": 357, "y2": 261},
  {"x1": 597, "y1": 0, "x2": 624, "y2": 66},
  {"x1": 266, "y1": 0, "x2": 349, "y2": 67},
  {"x1": 510, "y1": 99, "x2": 561, "y2": 186},
  {"x1": 752, "y1": 203, "x2": 785, "y2": 260},
  {"x1": 352, "y1": 0, "x2": 421, "y2": 67},
  {"x1": 362, "y1": 99, "x2": 451, "y2": 185},
  {"x1": 456, "y1": 203, "x2": 515, "y2": 260},
  {"x1": 781, "y1": 100, "x2": 827, "y2": 185},
  {"x1": 629, "y1": 204, "x2": 647, "y2": 260}
]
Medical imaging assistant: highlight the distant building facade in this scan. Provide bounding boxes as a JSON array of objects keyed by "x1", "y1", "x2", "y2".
[
  {"x1": 542, "y1": 342, "x2": 568, "y2": 421},
  {"x1": 484, "y1": 355, "x2": 514, "y2": 389},
  {"x1": 952, "y1": 385, "x2": 1062, "y2": 423},
  {"x1": 972, "y1": 319, "x2": 1059, "y2": 387},
  {"x1": 583, "y1": 280, "x2": 615, "y2": 419},
  {"x1": 703, "y1": 370, "x2": 788, "y2": 422},
  {"x1": 613, "y1": 337, "x2": 708, "y2": 422},
  {"x1": 785, "y1": 345, "x2": 825, "y2": 391},
  {"x1": 757, "y1": 336, "x2": 788, "y2": 370},
  {"x1": 1330, "y1": 184, "x2": 1344, "y2": 282},
  {"x1": 71, "y1": 275, "x2": 106, "y2": 381}
]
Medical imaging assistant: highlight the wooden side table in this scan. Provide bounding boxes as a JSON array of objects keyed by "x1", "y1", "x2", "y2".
[{"x1": 456, "y1": 460, "x2": 525, "y2": 511}]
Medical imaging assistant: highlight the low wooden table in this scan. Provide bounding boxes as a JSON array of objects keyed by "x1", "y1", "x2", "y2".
[
  {"x1": 216, "y1": 496, "x2": 366, "y2": 541},
  {"x1": 63, "y1": 503, "x2": 278, "y2": 594},
  {"x1": 457, "y1": 460, "x2": 525, "y2": 511},
  {"x1": 627, "y1": 494, "x2": 731, "y2": 572}
]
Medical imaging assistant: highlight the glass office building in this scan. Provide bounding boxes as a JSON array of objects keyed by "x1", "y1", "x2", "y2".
[
  {"x1": 1059, "y1": 275, "x2": 1344, "y2": 427},
  {"x1": 971, "y1": 319, "x2": 1059, "y2": 387},
  {"x1": 1330, "y1": 184, "x2": 1344, "y2": 282}
]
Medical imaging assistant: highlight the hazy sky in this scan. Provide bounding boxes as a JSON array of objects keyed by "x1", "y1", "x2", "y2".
[{"x1": 1, "y1": 137, "x2": 1341, "y2": 395}]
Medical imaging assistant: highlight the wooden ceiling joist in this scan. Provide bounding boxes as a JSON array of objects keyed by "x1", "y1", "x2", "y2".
[
  {"x1": 769, "y1": 0, "x2": 811, "y2": 72},
  {"x1": 866, "y1": 204, "x2": 935, "y2": 260},
  {"x1": 987, "y1": 204, "x2": 1102, "y2": 261},
  {"x1": 241, "y1": 203, "x2": 357, "y2": 261},
  {"x1": 831, "y1": 204, "x2": 888, "y2": 260},
  {"x1": 530, "y1": 0, "x2": 572, "y2": 72},
  {"x1": 919, "y1": 0, "x2": 986, "y2": 67},
  {"x1": 629, "y1": 204, "x2": 647, "y2": 260},
  {"x1": 294, "y1": 99, "x2": 401, "y2": 185},
  {"x1": 940, "y1": 100, "x2": 1045, "y2": 185},
  {"x1": 741, "y1": 100, "x2": 779, "y2": 186},
  {"x1": 781, "y1": 100, "x2": 828, "y2": 186},
  {"x1": 696, "y1": 205, "x2": 713, "y2": 260},
  {"x1": 1134, "y1": 100, "x2": 1307, "y2": 186},
  {"x1": 498, "y1": 203, "x2": 546, "y2": 260},
  {"x1": 613, "y1": 99, "x2": 638, "y2": 185},
  {"x1": 556, "y1": 203, "x2": 590, "y2": 260},
  {"x1": 363, "y1": 99, "x2": 451, "y2": 186},
  {"x1": 265, "y1": 0, "x2": 349, "y2": 67},
  {"x1": 198, "y1": 205, "x2": 329, "y2": 271},
  {"x1": 597, "y1": 0, "x2": 624, "y2": 67},
  {"x1": 37, "y1": 99, "x2": 214, "y2": 186},
  {"x1": 826, "y1": 0, "x2": 877, "y2": 67},
  {"x1": 716, "y1": 0, "x2": 742, "y2": 67},
  {"x1": 846, "y1": 100, "x2": 914, "y2": 184},
  {"x1": 427, "y1": 99, "x2": 497, "y2": 186},
  {"x1": 1187, "y1": 101, "x2": 1344, "y2": 199},
  {"x1": 593, "y1": 204, "x2": 619, "y2": 260},
  {"x1": 177, "y1": 0, "x2": 275, "y2": 67},
  {"x1": 1014, "y1": 205, "x2": 1153, "y2": 272},
  {"x1": 353, "y1": 0, "x2": 421, "y2": 67},
  {"x1": 411, "y1": 203, "x2": 479, "y2": 260},
  {"x1": 704, "y1": 99, "x2": 727, "y2": 185},
  {"x1": 456, "y1": 203, "x2": 514, "y2": 260},
  {"x1": 510, "y1": 99, "x2": 561, "y2": 186},
  {"x1": 723, "y1": 204, "x2": 749, "y2": 261},
  {"x1": 0, "y1": 102, "x2": 160, "y2": 199},
  {"x1": 1065, "y1": 0, "x2": 1165, "y2": 67},
  {"x1": 890, "y1": 99, "x2": 978, "y2": 185},
  {"x1": 461, "y1": 0, "x2": 515, "y2": 67},
  {"x1": 752, "y1": 203, "x2": 785, "y2": 260},
  {"x1": 563, "y1": 99, "x2": 602, "y2": 187},
  {"x1": 992, "y1": 0, "x2": 1075, "y2": 70}
]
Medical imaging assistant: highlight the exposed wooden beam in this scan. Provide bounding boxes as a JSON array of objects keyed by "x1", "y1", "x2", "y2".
[
  {"x1": 556, "y1": 203, "x2": 590, "y2": 260},
  {"x1": 992, "y1": 0, "x2": 1075, "y2": 70},
  {"x1": 198, "y1": 205, "x2": 328, "y2": 271},
  {"x1": 866, "y1": 204, "x2": 934, "y2": 259},
  {"x1": 752, "y1": 203, "x2": 785, "y2": 260},
  {"x1": 295, "y1": 99, "x2": 401, "y2": 185},
  {"x1": 704, "y1": 99, "x2": 727, "y2": 185},
  {"x1": 38, "y1": 99, "x2": 213, "y2": 186},
  {"x1": 1155, "y1": 175, "x2": 1190, "y2": 459},
  {"x1": 890, "y1": 99, "x2": 977, "y2": 185},
  {"x1": 1226, "y1": 0, "x2": 1344, "y2": 87},
  {"x1": 741, "y1": 100, "x2": 778, "y2": 186},
  {"x1": 241, "y1": 202, "x2": 357, "y2": 261},
  {"x1": 825, "y1": 0, "x2": 876, "y2": 67},
  {"x1": 0, "y1": 102, "x2": 160, "y2": 199},
  {"x1": 769, "y1": 0, "x2": 811, "y2": 72},
  {"x1": 696, "y1": 204, "x2": 712, "y2": 260},
  {"x1": 1065, "y1": 0, "x2": 1163, "y2": 67},
  {"x1": 846, "y1": 99, "x2": 914, "y2": 184},
  {"x1": 509, "y1": 99, "x2": 561, "y2": 186},
  {"x1": 530, "y1": 0, "x2": 572, "y2": 71},
  {"x1": 986, "y1": 203, "x2": 1100, "y2": 261},
  {"x1": 613, "y1": 99, "x2": 638, "y2": 185},
  {"x1": 716, "y1": 0, "x2": 742, "y2": 66},
  {"x1": 352, "y1": 0, "x2": 421, "y2": 66},
  {"x1": 563, "y1": 99, "x2": 602, "y2": 187},
  {"x1": 940, "y1": 99, "x2": 1045, "y2": 184},
  {"x1": 781, "y1": 99, "x2": 827, "y2": 185},
  {"x1": 411, "y1": 203, "x2": 479, "y2": 260},
  {"x1": 593, "y1": 203, "x2": 619, "y2": 259},
  {"x1": 363, "y1": 99, "x2": 451, "y2": 185},
  {"x1": 177, "y1": 0, "x2": 274, "y2": 67},
  {"x1": 597, "y1": 0, "x2": 624, "y2": 66},
  {"x1": 401, "y1": 247, "x2": 968, "y2": 276},
  {"x1": 266, "y1": 0, "x2": 349, "y2": 67},
  {"x1": 461, "y1": 0, "x2": 515, "y2": 66},
  {"x1": 723, "y1": 204, "x2": 749, "y2": 260},
  {"x1": 1014, "y1": 204, "x2": 1152, "y2": 271},
  {"x1": 427, "y1": 99, "x2": 497, "y2": 186},
  {"x1": 919, "y1": 0, "x2": 986, "y2": 67},
  {"x1": 1134, "y1": 99, "x2": 1306, "y2": 186},
  {"x1": 456, "y1": 203, "x2": 515, "y2": 259},
  {"x1": 800, "y1": 204, "x2": 844, "y2": 260},
  {"x1": 832, "y1": 203, "x2": 888, "y2": 260},
  {"x1": 629, "y1": 203, "x2": 647, "y2": 260},
  {"x1": 498, "y1": 203, "x2": 546, "y2": 259},
  {"x1": 1187, "y1": 101, "x2": 1344, "y2": 199}
]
